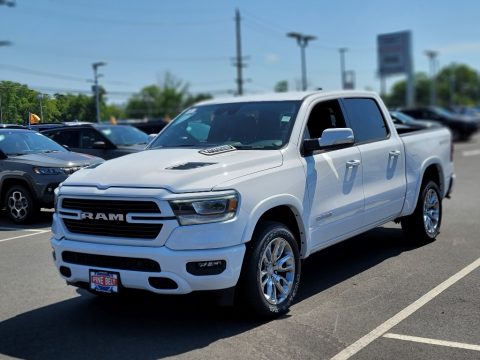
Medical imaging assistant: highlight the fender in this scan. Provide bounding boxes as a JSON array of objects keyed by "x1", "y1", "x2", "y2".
[{"x1": 240, "y1": 193, "x2": 309, "y2": 257}]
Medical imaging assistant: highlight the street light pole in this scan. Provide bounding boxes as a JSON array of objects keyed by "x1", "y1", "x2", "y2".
[
  {"x1": 287, "y1": 32, "x2": 316, "y2": 91},
  {"x1": 92, "y1": 62, "x2": 106, "y2": 123},
  {"x1": 425, "y1": 50, "x2": 438, "y2": 106},
  {"x1": 339, "y1": 48, "x2": 348, "y2": 89}
]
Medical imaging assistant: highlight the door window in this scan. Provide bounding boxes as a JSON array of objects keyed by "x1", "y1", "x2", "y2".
[
  {"x1": 342, "y1": 98, "x2": 389, "y2": 143},
  {"x1": 305, "y1": 100, "x2": 346, "y2": 139},
  {"x1": 80, "y1": 129, "x2": 106, "y2": 148},
  {"x1": 48, "y1": 130, "x2": 80, "y2": 148}
]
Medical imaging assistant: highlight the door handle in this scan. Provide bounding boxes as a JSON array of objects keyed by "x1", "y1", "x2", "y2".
[
  {"x1": 346, "y1": 160, "x2": 361, "y2": 168},
  {"x1": 389, "y1": 150, "x2": 401, "y2": 157}
]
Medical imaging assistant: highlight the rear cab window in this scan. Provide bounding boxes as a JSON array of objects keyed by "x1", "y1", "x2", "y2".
[{"x1": 342, "y1": 98, "x2": 389, "y2": 143}]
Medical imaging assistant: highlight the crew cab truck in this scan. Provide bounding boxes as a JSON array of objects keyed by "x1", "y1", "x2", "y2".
[{"x1": 51, "y1": 91, "x2": 454, "y2": 317}]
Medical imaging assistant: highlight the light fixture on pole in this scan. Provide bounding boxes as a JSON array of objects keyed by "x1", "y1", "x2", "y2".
[
  {"x1": 425, "y1": 50, "x2": 438, "y2": 106},
  {"x1": 92, "y1": 62, "x2": 106, "y2": 123},
  {"x1": 287, "y1": 32, "x2": 316, "y2": 91}
]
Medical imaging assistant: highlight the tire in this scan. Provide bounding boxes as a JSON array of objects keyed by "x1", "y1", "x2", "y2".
[
  {"x1": 4, "y1": 185, "x2": 36, "y2": 224},
  {"x1": 238, "y1": 221, "x2": 301, "y2": 318},
  {"x1": 401, "y1": 180, "x2": 442, "y2": 243}
]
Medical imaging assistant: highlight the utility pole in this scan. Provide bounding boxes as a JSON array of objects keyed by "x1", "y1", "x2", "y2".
[
  {"x1": 92, "y1": 62, "x2": 106, "y2": 123},
  {"x1": 233, "y1": 9, "x2": 247, "y2": 96},
  {"x1": 425, "y1": 50, "x2": 438, "y2": 106},
  {"x1": 287, "y1": 32, "x2": 316, "y2": 91},
  {"x1": 339, "y1": 48, "x2": 348, "y2": 89}
]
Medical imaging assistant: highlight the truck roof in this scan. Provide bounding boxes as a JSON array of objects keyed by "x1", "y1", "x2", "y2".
[{"x1": 196, "y1": 90, "x2": 378, "y2": 106}]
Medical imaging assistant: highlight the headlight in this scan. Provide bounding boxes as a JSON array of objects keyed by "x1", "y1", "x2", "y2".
[
  {"x1": 170, "y1": 194, "x2": 238, "y2": 225},
  {"x1": 33, "y1": 167, "x2": 66, "y2": 175},
  {"x1": 33, "y1": 167, "x2": 83, "y2": 175},
  {"x1": 53, "y1": 186, "x2": 60, "y2": 211}
]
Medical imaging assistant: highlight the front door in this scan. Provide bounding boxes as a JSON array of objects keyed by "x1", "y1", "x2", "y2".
[{"x1": 302, "y1": 99, "x2": 364, "y2": 249}]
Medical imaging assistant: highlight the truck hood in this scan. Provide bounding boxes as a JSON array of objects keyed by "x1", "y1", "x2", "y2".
[
  {"x1": 64, "y1": 148, "x2": 283, "y2": 192},
  {"x1": 7, "y1": 151, "x2": 103, "y2": 167}
]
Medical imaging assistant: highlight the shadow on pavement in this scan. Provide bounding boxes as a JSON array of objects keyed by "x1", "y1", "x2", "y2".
[{"x1": 0, "y1": 226, "x2": 427, "y2": 359}]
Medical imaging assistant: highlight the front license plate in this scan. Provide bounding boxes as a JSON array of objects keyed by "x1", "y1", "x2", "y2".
[{"x1": 89, "y1": 270, "x2": 119, "y2": 293}]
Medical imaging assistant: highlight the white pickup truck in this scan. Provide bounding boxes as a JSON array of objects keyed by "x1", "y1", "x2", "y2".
[{"x1": 51, "y1": 91, "x2": 454, "y2": 317}]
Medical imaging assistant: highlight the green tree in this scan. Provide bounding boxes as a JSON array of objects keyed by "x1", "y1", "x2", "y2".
[
  {"x1": 0, "y1": 81, "x2": 41, "y2": 124},
  {"x1": 386, "y1": 63, "x2": 480, "y2": 108},
  {"x1": 125, "y1": 72, "x2": 212, "y2": 119},
  {"x1": 274, "y1": 80, "x2": 289, "y2": 92}
]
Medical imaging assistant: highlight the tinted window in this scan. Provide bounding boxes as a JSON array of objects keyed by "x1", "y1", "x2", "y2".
[
  {"x1": 80, "y1": 129, "x2": 106, "y2": 148},
  {"x1": 48, "y1": 130, "x2": 80, "y2": 148},
  {"x1": 305, "y1": 99, "x2": 346, "y2": 139},
  {"x1": 343, "y1": 98, "x2": 388, "y2": 143}
]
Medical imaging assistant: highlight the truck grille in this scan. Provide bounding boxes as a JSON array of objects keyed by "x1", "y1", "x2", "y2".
[
  {"x1": 61, "y1": 198, "x2": 163, "y2": 239},
  {"x1": 62, "y1": 251, "x2": 161, "y2": 272}
]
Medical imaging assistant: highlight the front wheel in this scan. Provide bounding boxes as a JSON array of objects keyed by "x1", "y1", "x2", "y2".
[
  {"x1": 4, "y1": 185, "x2": 36, "y2": 224},
  {"x1": 401, "y1": 180, "x2": 442, "y2": 243},
  {"x1": 238, "y1": 221, "x2": 301, "y2": 318}
]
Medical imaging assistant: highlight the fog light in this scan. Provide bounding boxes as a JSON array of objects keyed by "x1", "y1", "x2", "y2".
[
  {"x1": 59, "y1": 266, "x2": 71, "y2": 277},
  {"x1": 186, "y1": 260, "x2": 226, "y2": 276}
]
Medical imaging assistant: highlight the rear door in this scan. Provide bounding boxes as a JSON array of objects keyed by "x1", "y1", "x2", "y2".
[
  {"x1": 342, "y1": 97, "x2": 406, "y2": 225},
  {"x1": 302, "y1": 99, "x2": 364, "y2": 249}
]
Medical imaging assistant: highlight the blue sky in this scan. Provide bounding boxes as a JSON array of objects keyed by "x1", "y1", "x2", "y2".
[{"x1": 1, "y1": 0, "x2": 479, "y2": 104}]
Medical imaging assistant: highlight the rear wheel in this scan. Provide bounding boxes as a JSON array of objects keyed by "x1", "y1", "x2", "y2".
[
  {"x1": 4, "y1": 185, "x2": 36, "y2": 224},
  {"x1": 238, "y1": 221, "x2": 301, "y2": 318},
  {"x1": 401, "y1": 180, "x2": 442, "y2": 243}
]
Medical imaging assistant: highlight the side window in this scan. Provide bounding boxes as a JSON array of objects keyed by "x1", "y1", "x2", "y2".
[
  {"x1": 80, "y1": 129, "x2": 105, "y2": 148},
  {"x1": 305, "y1": 99, "x2": 346, "y2": 139},
  {"x1": 342, "y1": 98, "x2": 388, "y2": 143},
  {"x1": 49, "y1": 130, "x2": 80, "y2": 148}
]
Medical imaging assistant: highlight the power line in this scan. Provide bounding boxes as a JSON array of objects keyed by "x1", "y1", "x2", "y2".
[{"x1": 0, "y1": 64, "x2": 129, "y2": 85}]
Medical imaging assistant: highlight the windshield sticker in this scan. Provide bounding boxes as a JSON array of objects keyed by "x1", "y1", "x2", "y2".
[{"x1": 281, "y1": 115, "x2": 291, "y2": 123}]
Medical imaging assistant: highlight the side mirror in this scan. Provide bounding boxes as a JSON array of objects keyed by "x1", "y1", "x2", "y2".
[
  {"x1": 303, "y1": 128, "x2": 354, "y2": 154},
  {"x1": 0, "y1": 149, "x2": 6, "y2": 159},
  {"x1": 320, "y1": 128, "x2": 354, "y2": 147},
  {"x1": 147, "y1": 133, "x2": 157, "y2": 144}
]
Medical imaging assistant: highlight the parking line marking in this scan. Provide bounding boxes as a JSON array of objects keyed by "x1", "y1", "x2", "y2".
[
  {"x1": 462, "y1": 149, "x2": 480, "y2": 157},
  {"x1": 0, "y1": 230, "x2": 50, "y2": 243},
  {"x1": 331, "y1": 257, "x2": 480, "y2": 360},
  {"x1": 0, "y1": 227, "x2": 50, "y2": 232},
  {"x1": 383, "y1": 333, "x2": 480, "y2": 351}
]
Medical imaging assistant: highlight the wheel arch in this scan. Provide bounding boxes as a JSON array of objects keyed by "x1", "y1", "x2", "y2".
[
  {"x1": 1, "y1": 176, "x2": 36, "y2": 204},
  {"x1": 243, "y1": 196, "x2": 306, "y2": 257}
]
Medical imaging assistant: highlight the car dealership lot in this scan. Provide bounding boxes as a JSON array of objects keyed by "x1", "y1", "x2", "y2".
[{"x1": 0, "y1": 134, "x2": 479, "y2": 360}]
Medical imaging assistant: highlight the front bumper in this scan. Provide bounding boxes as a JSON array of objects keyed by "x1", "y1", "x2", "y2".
[{"x1": 51, "y1": 237, "x2": 246, "y2": 294}]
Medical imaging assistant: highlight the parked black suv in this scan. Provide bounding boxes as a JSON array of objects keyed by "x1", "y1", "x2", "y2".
[
  {"x1": 400, "y1": 106, "x2": 478, "y2": 141},
  {"x1": 0, "y1": 129, "x2": 103, "y2": 223},
  {"x1": 41, "y1": 124, "x2": 149, "y2": 160}
]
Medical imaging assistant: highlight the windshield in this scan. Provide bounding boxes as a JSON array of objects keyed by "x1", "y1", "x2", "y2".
[
  {"x1": 0, "y1": 131, "x2": 67, "y2": 156},
  {"x1": 98, "y1": 125, "x2": 149, "y2": 146},
  {"x1": 148, "y1": 101, "x2": 301, "y2": 150}
]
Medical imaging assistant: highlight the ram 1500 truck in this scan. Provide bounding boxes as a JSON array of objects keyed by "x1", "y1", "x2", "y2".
[{"x1": 51, "y1": 91, "x2": 454, "y2": 317}]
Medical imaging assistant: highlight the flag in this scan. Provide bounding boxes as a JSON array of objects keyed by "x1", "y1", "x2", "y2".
[{"x1": 29, "y1": 113, "x2": 41, "y2": 124}]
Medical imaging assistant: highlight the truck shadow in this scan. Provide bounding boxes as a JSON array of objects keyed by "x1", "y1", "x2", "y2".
[{"x1": 0, "y1": 226, "x2": 427, "y2": 359}]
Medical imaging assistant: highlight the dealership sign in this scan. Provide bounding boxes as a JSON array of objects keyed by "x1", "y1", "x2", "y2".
[{"x1": 377, "y1": 31, "x2": 412, "y2": 76}]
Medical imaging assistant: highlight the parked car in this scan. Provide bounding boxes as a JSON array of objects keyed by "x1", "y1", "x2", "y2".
[
  {"x1": 400, "y1": 106, "x2": 478, "y2": 141},
  {"x1": 0, "y1": 129, "x2": 103, "y2": 223},
  {"x1": 41, "y1": 124, "x2": 149, "y2": 160},
  {"x1": 51, "y1": 91, "x2": 454, "y2": 317},
  {"x1": 389, "y1": 111, "x2": 439, "y2": 131}
]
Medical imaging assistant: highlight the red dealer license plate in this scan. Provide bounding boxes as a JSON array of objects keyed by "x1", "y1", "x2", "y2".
[{"x1": 89, "y1": 270, "x2": 119, "y2": 293}]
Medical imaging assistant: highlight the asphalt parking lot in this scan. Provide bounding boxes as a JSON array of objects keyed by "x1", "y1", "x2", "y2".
[{"x1": 0, "y1": 134, "x2": 479, "y2": 360}]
